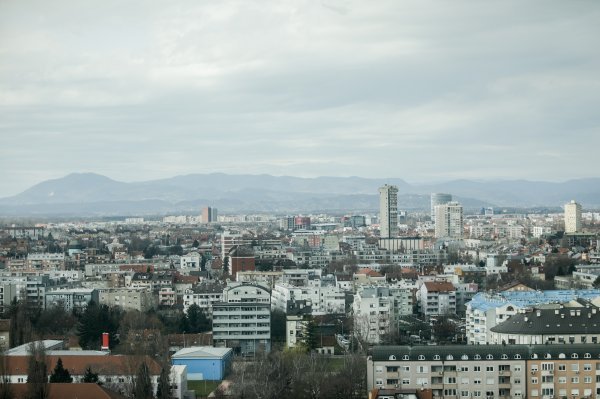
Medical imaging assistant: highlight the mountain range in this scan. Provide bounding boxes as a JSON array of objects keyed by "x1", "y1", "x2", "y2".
[{"x1": 0, "y1": 173, "x2": 598, "y2": 216}]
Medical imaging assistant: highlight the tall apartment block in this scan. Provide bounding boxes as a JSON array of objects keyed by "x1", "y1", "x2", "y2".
[
  {"x1": 379, "y1": 184, "x2": 399, "y2": 239},
  {"x1": 434, "y1": 201, "x2": 464, "y2": 239},
  {"x1": 430, "y1": 193, "x2": 452, "y2": 221},
  {"x1": 202, "y1": 206, "x2": 218, "y2": 223},
  {"x1": 565, "y1": 200, "x2": 582, "y2": 233}
]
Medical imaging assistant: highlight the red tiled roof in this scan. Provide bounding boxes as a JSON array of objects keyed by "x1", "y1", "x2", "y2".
[
  {"x1": 356, "y1": 268, "x2": 382, "y2": 277},
  {"x1": 423, "y1": 281, "x2": 455, "y2": 293},
  {"x1": 9, "y1": 383, "x2": 127, "y2": 399},
  {"x1": 5, "y1": 355, "x2": 161, "y2": 376}
]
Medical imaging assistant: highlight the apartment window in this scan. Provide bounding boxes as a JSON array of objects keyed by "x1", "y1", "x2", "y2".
[
  {"x1": 541, "y1": 376, "x2": 554, "y2": 383},
  {"x1": 572, "y1": 377, "x2": 579, "y2": 384},
  {"x1": 474, "y1": 366, "x2": 481, "y2": 372},
  {"x1": 387, "y1": 379, "x2": 399, "y2": 385},
  {"x1": 514, "y1": 378, "x2": 521, "y2": 384},
  {"x1": 584, "y1": 376, "x2": 592, "y2": 384},
  {"x1": 541, "y1": 388, "x2": 554, "y2": 396},
  {"x1": 530, "y1": 389, "x2": 539, "y2": 397},
  {"x1": 584, "y1": 364, "x2": 592, "y2": 371},
  {"x1": 558, "y1": 364, "x2": 566, "y2": 371},
  {"x1": 402, "y1": 366, "x2": 410, "y2": 372},
  {"x1": 473, "y1": 391, "x2": 482, "y2": 397},
  {"x1": 531, "y1": 365, "x2": 538, "y2": 371},
  {"x1": 386, "y1": 366, "x2": 398, "y2": 372},
  {"x1": 461, "y1": 391, "x2": 469, "y2": 397},
  {"x1": 558, "y1": 377, "x2": 567, "y2": 384},
  {"x1": 402, "y1": 378, "x2": 410, "y2": 385},
  {"x1": 461, "y1": 378, "x2": 469, "y2": 384},
  {"x1": 541, "y1": 363, "x2": 554, "y2": 371},
  {"x1": 460, "y1": 366, "x2": 469, "y2": 372},
  {"x1": 486, "y1": 366, "x2": 494, "y2": 372},
  {"x1": 417, "y1": 366, "x2": 428, "y2": 374},
  {"x1": 474, "y1": 379, "x2": 482, "y2": 385},
  {"x1": 514, "y1": 365, "x2": 522, "y2": 372},
  {"x1": 570, "y1": 389, "x2": 579, "y2": 397},
  {"x1": 571, "y1": 364, "x2": 579, "y2": 371},
  {"x1": 486, "y1": 378, "x2": 494, "y2": 385}
]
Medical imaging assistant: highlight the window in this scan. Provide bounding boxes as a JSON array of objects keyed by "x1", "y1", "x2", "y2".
[
  {"x1": 446, "y1": 377, "x2": 457, "y2": 384},
  {"x1": 474, "y1": 366, "x2": 481, "y2": 372},
  {"x1": 402, "y1": 378, "x2": 410, "y2": 385},
  {"x1": 473, "y1": 391, "x2": 482, "y2": 397},
  {"x1": 570, "y1": 389, "x2": 579, "y2": 397},
  {"x1": 486, "y1": 354, "x2": 493, "y2": 360},
  {"x1": 417, "y1": 366, "x2": 428, "y2": 374},
  {"x1": 418, "y1": 355, "x2": 425, "y2": 360},
  {"x1": 387, "y1": 379, "x2": 399, "y2": 385},
  {"x1": 461, "y1": 378, "x2": 469, "y2": 384},
  {"x1": 558, "y1": 377, "x2": 567, "y2": 384},
  {"x1": 376, "y1": 366, "x2": 383, "y2": 373},
  {"x1": 389, "y1": 355, "x2": 396, "y2": 360},
  {"x1": 531, "y1": 389, "x2": 539, "y2": 397},
  {"x1": 541, "y1": 388, "x2": 554, "y2": 396},
  {"x1": 514, "y1": 365, "x2": 522, "y2": 372},
  {"x1": 585, "y1": 353, "x2": 592, "y2": 359},
  {"x1": 486, "y1": 366, "x2": 494, "y2": 372},
  {"x1": 375, "y1": 379, "x2": 384, "y2": 386},
  {"x1": 571, "y1": 364, "x2": 580, "y2": 371},
  {"x1": 402, "y1": 355, "x2": 409, "y2": 360},
  {"x1": 474, "y1": 378, "x2": 482, "y2": 385},
  {"x1": 474, "y1": 354, "x2": 481, "y2": 360},
  {"x1": 584, "y1": 364, "x2": 592, "y2": 371},
  {"x1": 433, "y1": 355, "x2": 441, "y2": 360},
  {"x1": 461, "y1": 391, "x2": 469, "y2": 397},
  {"x1": 558, "y1": 364, "x2": 566, "y2": 371},
  {"x1": 386, "y1": 366, "x2": 398, "y2": 372},
  {"x1": 402, "y1": 366, "x2": 410, "y2": 372},
  {"x1": 541, "y1": 376, "x2": 554, "y2": 383},
  {"x1": 572, "y1": 377, "x2": 580, "y2": 384},
  {"x1": 584, "y1": 376, "x2": 592, "y2": 384},
  {"x1": 486, "y1": 378, "x2": 494, "y2": 385},
  {"x1": 460, "y1": 366, "x2": 469, "y2": 372},
  {"x1": 514, "y1": 354, "x2": 522, "y2": 359},
  {"x1": 572, "y1": 353, "x2": 579, "y2": 359},
  {"x1": 514, "y1": 378, "x2": 521, "y2": 384}
]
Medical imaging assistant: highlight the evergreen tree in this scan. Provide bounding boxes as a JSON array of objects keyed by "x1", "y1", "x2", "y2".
[
  {"x1": 186, "y1": 304, "x2": 209, "y2": 333},
  {"x1": 304, "y1": 317, "x2": 318, "y2": 352},
  {"x1": 134, "y1": 362, "x2": 153, "y2": 399},
  {"x1": 77, "y1": 301, "x2": 120, "y2": 350},
  {"x1": 192, "y1": 239, "x2": 200, "y2": 248},
  {"x1": 156, "y1": 366, "x2": 171, "y2": 399},
  {"x1": 223, "y1": 257, "x2": 229, "y2": 275},
  {"x1": 49, "y1": 358, "x2": 72, "y2": 383},
  {"x1": 82, "y1": 366, "x2": 99, "y2": 384}
]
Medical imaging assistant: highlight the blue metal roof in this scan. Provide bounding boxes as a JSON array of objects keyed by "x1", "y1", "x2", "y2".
[{"x1": 467, "y1": 289, "x2": 600, "y2": 312}]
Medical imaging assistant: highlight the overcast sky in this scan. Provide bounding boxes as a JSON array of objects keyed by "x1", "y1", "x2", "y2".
[{"x1": 1, "y1": 0, "x2": 599, "y2": 197}]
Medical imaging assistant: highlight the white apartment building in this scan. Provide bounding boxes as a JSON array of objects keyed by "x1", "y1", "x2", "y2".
[
  {"x1": 180, "y1": 253, "x2": 201, "y2": 271},
  {"x1": 44, "y1": 288, "x2": 98, "y2": 312},
  {"x1": 27, "y1": 253, "x2": 65, "y2": 270},
  {"x1": 353, "y1": 285, "x2": 413, "y2": 344},
  {"x1": 98, "y1": 287, "x2": 154, "y2": 312},
  {"x1": 419, "y1": 281, "x2": 457, "y2": 317},
  {"x1": 379, "y1": 185, "x2": 399, "y2": 239},
  {"x1": 565, "y1": 200, "x2": 582, "y2": 233},
  {"x1": 435, "y1": 201, "x2": 464, "y2": 239},
  {"x1": 212, "y1": 282, "x2": 271, "y2": 355},
  {"x1": 271, "y1": 280, "x2": 345, "y2": 315},
  {"x1": 183, "y1": 285, "x2": 224, "y2": 316}
]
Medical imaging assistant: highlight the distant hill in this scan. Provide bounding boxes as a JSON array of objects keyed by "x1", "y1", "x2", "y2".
[{"x1": 0, "y1": 172, "x2": 597, "y2": 216}]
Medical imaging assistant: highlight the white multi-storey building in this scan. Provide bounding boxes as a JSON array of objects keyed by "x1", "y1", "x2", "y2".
[
  {"x1": 430, "y1": 193, "x2": 452, "y2": 221},
  {"x1": 379, "y1": 185, "x2": 399, "y2": 239},
  {"x1": 435, "y1": 201, "x2": 464, "y2": 239},
  {"x1": 419, "y1": 281, "x2": 457, "y2": 317},
  {"x1": 271, "y1": 280, "x2": 345, "y2": 316},
  {"x1": 98, "y1": 287, "x2": 154, "y2": 312},
  {"x1": 565, "y1": 200, "x2": 582, "y2": 233},
  {"x1": 212, "y1": 282, "x2": 271, "y2": 355},
  {"x1": 353, "y1": 285, "x2": 413, "y2": 344}
]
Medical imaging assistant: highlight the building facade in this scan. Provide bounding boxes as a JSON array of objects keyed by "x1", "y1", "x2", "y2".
[
  {"x1": 435, "y1": 201, "x2": 464, "y2": 239},
  {"x1": 565, "y1": 200, "x2": 582, "y2": 233},
  {"x1": 379, "y1": 185, "x2": 399, "y2": 239}
]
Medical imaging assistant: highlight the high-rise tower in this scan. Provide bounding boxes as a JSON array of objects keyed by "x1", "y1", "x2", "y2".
[
  {"x1": 379, "y1": 184, "x2": 399, "y2": 238},
  {"x1": 431, "y1": 193, "x2": 452, "y2": 221},
  {"x1": 564, "y1": 200, "x2": 582, "y2": 233}
]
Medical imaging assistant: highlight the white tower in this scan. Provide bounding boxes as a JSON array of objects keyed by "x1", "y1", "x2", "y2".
[
  {"x1": 379, "y1": 185, "x2": 398, "y2": 238},
  {"x1": 431, "y1": 193, "x2": 452, "y2": 220},
  {"x1": 564, "y1": 200, "x2": 582, "y2": 233}
]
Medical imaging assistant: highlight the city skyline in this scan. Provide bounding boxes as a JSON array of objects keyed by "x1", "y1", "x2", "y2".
[{"x1": 1, "y1": 1, "x2": 600, "y2": 197}]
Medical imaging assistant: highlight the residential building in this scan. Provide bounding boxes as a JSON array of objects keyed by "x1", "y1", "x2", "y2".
[
  {"x1": 367, "y1": 344, "x2": 600, "y2": 398},
  {"x1": 379, "y1": 185, "x2": 399, "y2": 239},
  {"x1": 489, "y1": 305, "x2": 600, "y2": 345},
  {"x1": 435, "y1": 201, "x2": 463, "y2": 239},
  {"x1": 212, "y1": 282, "x2": 271, "y2": 355},
  {"x1": 465, "y1": 289, "x2": 600, "y2": 345},
  {"x1": 419, "y1": 281, "x2": 457, "y2": 317},
  {"x1": 202, "y1": 207, "x2": 218, "y2": 223},
  {"x1": 98, "y1": 287, "x2": 154, "y2": 312},
  {"x1": 44, "y1": 288, "x2": 98, "y2": 313},
  {"x1": 229, "y1": 246, "x2": 255, "y2": 281},
  {"x1": 565, "y1": 200, "x2": 582, "y2": 233},
  {"x1": 430, "y1": 193, "x2": 452, "y2": 221}
]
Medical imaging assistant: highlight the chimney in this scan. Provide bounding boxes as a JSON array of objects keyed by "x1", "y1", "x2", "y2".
[
  {"x1": 101, "y1": 332, "x2": 110, "y2": 351},
  {"x1": 536, "y1": 310, "x2": 541, "y2": 317}
]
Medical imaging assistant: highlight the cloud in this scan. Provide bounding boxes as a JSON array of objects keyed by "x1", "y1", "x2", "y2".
[{"x1": 0, "y1": 0, "x2": 599, "y2": 196}]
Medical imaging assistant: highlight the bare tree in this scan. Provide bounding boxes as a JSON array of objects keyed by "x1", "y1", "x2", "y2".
[{"x1": 26, "y1": 342, "x2": 49, "y2": 399}]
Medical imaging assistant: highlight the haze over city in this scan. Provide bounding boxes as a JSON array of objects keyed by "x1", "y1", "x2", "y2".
[{"x1": 1, "y1": 0, "x2": 600, "y2": 197}]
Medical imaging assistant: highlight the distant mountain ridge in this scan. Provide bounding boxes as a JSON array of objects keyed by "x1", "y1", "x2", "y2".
[{"x1": 0, "y1": 172, "x2": 598, "y2": 216}]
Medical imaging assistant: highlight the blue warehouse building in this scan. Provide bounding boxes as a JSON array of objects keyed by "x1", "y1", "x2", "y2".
[{"x1": 171, "y1": 346, "x2": 233, "y2": 381}]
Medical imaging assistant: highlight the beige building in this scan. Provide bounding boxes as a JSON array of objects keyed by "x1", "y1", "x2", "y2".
[
  {"x1": 98, "y1": 287, "x2": 154, "y2": 311},
  {"x1": 565, "y1": 200, "x2": 582, "y2": 233},
  {"x1": 368, "y1": 344, "x2": 600, "y2": 399},
  {"x1": 435, "y1": 201, "x2": 464, "y2": 239},
  {"x1": 379, "y1": 184, "x2": 399, "y2": 239}
]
